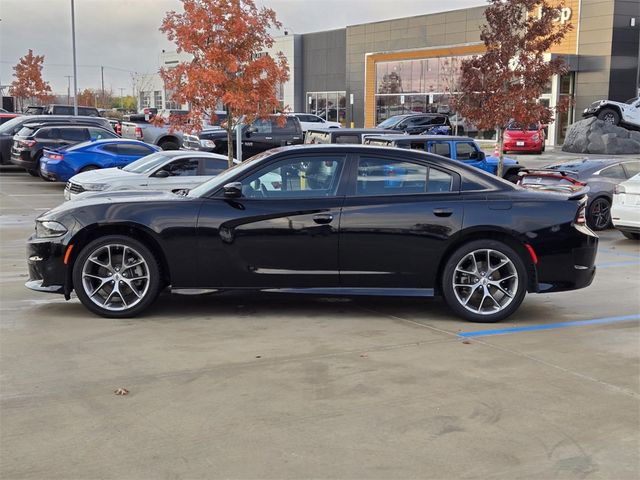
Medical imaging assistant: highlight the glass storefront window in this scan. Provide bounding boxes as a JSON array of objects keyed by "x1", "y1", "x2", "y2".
[{"x1": 306, "y1": 91, "x2": 347, "y2": 126}]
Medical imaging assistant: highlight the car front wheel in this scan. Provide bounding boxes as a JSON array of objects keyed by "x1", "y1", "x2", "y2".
[
  {"x1": 72, "y1": 235, "x2": 161, "y2": 318},
  {"x1": 442, "y1": 240, "x2": 528, "y2": 323},
  {"x1": 597, "y1": 108, "x2": 620, "y2": 126}
]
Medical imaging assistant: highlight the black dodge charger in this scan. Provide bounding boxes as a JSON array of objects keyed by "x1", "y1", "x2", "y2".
[{"x1": 26, "y1": 144, "x2": 598, "y2": 322}]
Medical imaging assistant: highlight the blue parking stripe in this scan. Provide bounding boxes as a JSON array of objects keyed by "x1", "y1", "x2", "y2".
[
  {"x1": 596, "y1": 261, "x2": 640, "y2": 268},
  {"x1": 458, "y1": 314, "x2": 640, "y2": 338}
]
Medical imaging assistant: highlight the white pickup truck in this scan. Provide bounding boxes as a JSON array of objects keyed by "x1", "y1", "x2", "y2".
[{"x1": 583, "y1": 97, "x2": 640, "y2": 129}]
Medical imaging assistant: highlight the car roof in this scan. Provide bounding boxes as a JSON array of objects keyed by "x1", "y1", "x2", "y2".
[
  {"x1": 21, "y1": 121, "x2": 110, "y2": 129},
  {"x1": 545, "y1": 158, "x2": 629, "y2": 172},
  {"x1": 154, "y1": 150, "x2": 227, "y2": 158},
  {"x1": 306, "y1": 128, "x2": 389, "y2": 134},
  {"x1": 386, "y1": 113, "x2": 446, "y2": 119},
  {"x1": 83, "y1": 138, "x2": 149, "y2": 146},
  {"x1": 365, "y1": 134, "x2": 474, "y2": 142}
]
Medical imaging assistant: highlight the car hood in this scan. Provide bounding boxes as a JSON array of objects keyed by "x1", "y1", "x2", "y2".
[
  {"x1": 486, "y1": 155, "x2": 519, "y2": 165},
  {"x1": 41, "y1": 190, "x2": 187, "y2": 221},
  {"x1": 68, "y1": 167, "x2": 141, "y2": 184},
  {"x1": 504, "y1": 130, "x2": 539, "y2": 139},
  {"x1": 199, "y1": 130, "x2": 228, "y2": 140}
]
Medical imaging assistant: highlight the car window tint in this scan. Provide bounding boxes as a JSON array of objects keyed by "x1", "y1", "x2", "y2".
[
  {"x1": 456, "y1": 142, "x2": 477, "y2": 160},
  {"x1": 201, "y1": 158, "x2": 228, "y2": 175},
  {"x1": 430, "y1": 142, "x2": 451, "y2": 157},
  {"x1": 241, "y1": 156, "x2": 345, "y2": 198},
  {"x1": 622, "y1": 161, "x2": 640, "y2": 177},
  {"x1": 335, "y1": 135, "x2": 360, "y2": 144},
  {"x1": 410, "y1": 142, "x2": 426, "y2": 150},
  {"x1": 357, "y1": 158, "x2": 427, "y2": 195},
  {"x1": 600, "y1": 164, "x2": 626, "y2": 179},
  {"x1": 162, "y1": 159, "x2": 199, "y2": 176},
  {"x1": 428, "y1": 167, "x2": 453, "y2": 193},
  {"x1": 119, "y1": 144, "x2": 155, "y2": 155},
  {"x1": 251, "y1": 118, "x2": 272, "y2": 134},
  {"x1": 101, "y1": 144, "x2": 120, "y2": 154},
  {"x1": 277, "y1": 118, "x2": 298, "y2": 134},
  {"x1": 88, "y1": 127, "x2": 115, "y2": 140},
  {"x1": 60, "y1": 128, "x2": 89, "y2": 142},
  {"x1": 56, "y1": 106, "x2": 74, "y2": 115}
]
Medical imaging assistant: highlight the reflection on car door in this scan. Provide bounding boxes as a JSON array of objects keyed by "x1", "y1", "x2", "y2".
[
  {"x1": 339, "y1": 154, "x2": 463, "y2": 289},
  {"x1": 196, "y1": 154, "x2": 348, "y2": 288}
]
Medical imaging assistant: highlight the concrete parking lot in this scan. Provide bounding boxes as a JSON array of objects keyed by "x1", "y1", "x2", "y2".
[{"x1": 1, "y1": 163, "x2": 639, "y2": 479}]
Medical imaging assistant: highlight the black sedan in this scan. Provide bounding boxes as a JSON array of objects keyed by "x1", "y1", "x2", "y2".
[{"x1": 26, "y1": 145, "x2": 598, "y2": 322}]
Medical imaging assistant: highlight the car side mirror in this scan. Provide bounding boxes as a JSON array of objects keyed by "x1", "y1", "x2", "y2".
[
  {"x1": 223, "y1": 182, "x2": 243, "y2": 198},
  {"x1": 475, "y1": 151, "x2": 486, "y2": 160},
  {"x1": 245, "y1": 126, "x2": 257, "y2": 138},
  {"x1": 154, "y1": 170, "x2": 170, "y2": 178}
]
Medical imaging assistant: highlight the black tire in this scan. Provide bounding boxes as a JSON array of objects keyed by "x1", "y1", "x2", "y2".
[
  {"x1": 80, "y1": 165, "x2": 99, "y2": 173},
  {"x1": 597, "y1": 108, "x2": 620, "y2": 126},
  {"x1": 587, "y1": 197, "x2": 611, "y2": 231},
  {"x1": 158, "y1": 140, "x2": 180, "y2": 151},
  {"x1": 72, "y1": 235, "x2": 161, "y2": 318},
  {"x1": 27, "y1": 169, "x2": 39, "y2": 177},
  {"x1": 621, "y1": 231, "x2": 640, "y2": 240},
  {"x1": 504, "y1": 171, "x2": 520, "y2": 183},
  {"x1": 442, "y1": 239, "x2": 528, "y2": 323}
]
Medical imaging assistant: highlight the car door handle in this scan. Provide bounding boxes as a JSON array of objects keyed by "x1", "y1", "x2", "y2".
[
  {"x1": 313, "y1": 214, "x2": 333, "y2": 224},
  {"x1": 433, "y1": 208, "x2": 453, "y2": 217}
]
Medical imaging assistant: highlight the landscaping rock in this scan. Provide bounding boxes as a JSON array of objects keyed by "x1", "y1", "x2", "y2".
[{"x1": 562, "y1": 118, "x2": 640, "y2": 154}]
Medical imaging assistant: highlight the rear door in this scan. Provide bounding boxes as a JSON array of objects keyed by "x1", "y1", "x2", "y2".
[{"x1": 339, "y1": 153, "x2": 463, "y2": 289}]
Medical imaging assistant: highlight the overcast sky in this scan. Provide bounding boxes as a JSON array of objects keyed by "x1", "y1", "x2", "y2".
[{"x1": 0, "y1": 0, "x2": 487, "y2": 95}]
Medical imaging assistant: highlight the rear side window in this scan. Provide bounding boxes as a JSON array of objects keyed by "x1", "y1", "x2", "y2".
[
  {"x1": 430, "y1": 142, "x2": 451, "y2": 157},
  {"x1": 201, "y1": 158, "x2": 228, "y2": 175},
  {"x1": 251, "y1": 118, "x2": 273, "y2": 134},
  {"x1": 335, "y1": 134, "x2": 360, "y2": 144},
  {"x1": 19, "y1": 126, "x2": 38, "y2": 137},
  {"x1": 60, "y1": 128, "x2": 90, "y2": 142},
  {"x1": 599, "y1": 164, "x2": 626, "y2": 179},
  {"x1": 119, "y1": 144, "x2": 154, "y2": 155},
  {"x1": 78, "y1": 107, "x2": 99, "y2": 116},
  {"x1": 101, "y1": 145, "x2": 120, "y2": 154},
  {"x1": 88, "y1": 127, "x2": 116, "y2": 140},
  {"x1": 53, "y1": 106, "x2": 74, "y2": 115}
]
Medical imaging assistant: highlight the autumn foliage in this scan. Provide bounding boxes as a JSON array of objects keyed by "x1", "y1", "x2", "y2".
[
  {"x1": 159, "y1": 0, "x2": 289, "y2": 166},
  {"x1": 9, "y1": 50, "x2": 53, "y2": 111},
  {"x1": 455, "y1": 0, "x2": 572, "y2": 175}
]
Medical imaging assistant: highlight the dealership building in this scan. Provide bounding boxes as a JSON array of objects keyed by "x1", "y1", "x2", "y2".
[{"x1": 139, "y1": 0, "x2": 639, "y2": 146}]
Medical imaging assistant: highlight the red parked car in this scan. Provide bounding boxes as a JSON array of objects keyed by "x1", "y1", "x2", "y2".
[
  {"x1": 0, "y1": 113, "x2": 20, "y2": 126},
  {"x1": 503, "y1": 122, "x2": 545, "y2": 154}
]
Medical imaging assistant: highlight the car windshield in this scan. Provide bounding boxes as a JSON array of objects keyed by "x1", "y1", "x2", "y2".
[
  {"x1": 187, "y1": 151, "x2": 272, "y2": 198},
  {"x1": 507, "y1": 122, "x2": 538, "y2": 130},
  {"x1": 0, "y1": 116, "x2": 24, "y2": 134},
  {"x1": 122, "y1": 152, "x2": 171, "y2": 173},
  {"x1": 376, "y1": 116, "x2": 404, "y2": 128}
]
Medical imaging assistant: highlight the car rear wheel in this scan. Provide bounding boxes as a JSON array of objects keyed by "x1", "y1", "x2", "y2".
[
  {"x1": 442, "y1": 240, "x2": 527, "y2": 323},
  {"x1": 72, "y1": 235, "x2": 161, "y2": 318},
  {"x1": 80, "y1": 165, "x2": 99, "y2": 173},
  {"x1": 159, "y1": 140, "x2": 179, "y2": 150},
  {"x1": 597, "y1": 108, "x2": 620, "y2": 126},
  {"x1": 587, "y1": 197, "x2": 611, "y2": 231}
]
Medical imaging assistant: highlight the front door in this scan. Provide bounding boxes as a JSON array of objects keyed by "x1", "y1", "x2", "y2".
[
  {"x1": 196, "y1": 153, "x2": 348, "y2": 288},
  {"x1": 339, "y1": 154, "x2": 464, "y2": 289}
]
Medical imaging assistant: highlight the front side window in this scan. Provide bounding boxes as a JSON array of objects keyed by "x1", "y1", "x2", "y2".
[
  {"x1": 455, "y1": 142, "x2": 477, "y2": 160},
  {"x1": 240, "y1": 156, "x2": 345, "y2": 199},
  {"x1": 160, "y1": 158, "x2": 199, "y2": 176},
  {"x1": 200, "y1": 158, "x2": 228, "y2": 175},
  {"x1": 335, "y1": 135, "x2": 360, "y2": 144},
  {"x1": 101, "y1": 144, "x2": 120, "y2": 154},
  {"x1": 356, "y1": 157, "x2": 453, "y2": 196},
  {"x1": 250, "y1": 118, "x2": 273, "y2": 134}
]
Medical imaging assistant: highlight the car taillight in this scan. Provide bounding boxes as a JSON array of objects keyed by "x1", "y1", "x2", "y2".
[
  {"x1": 20, "y1": 139, "x2": 36, "y2": 147},
  {"x1": 614, "y1": 184, "x2": 626, "y2": 194},
  {"x1": 48, "y1": 153, "x2": 64, "y2": 161},
  {"x1": 575, "y1": 202, "x2": 587, "y2": 225},
  {"x1": 135, "y1": 127, "x2": 143, "y2": 139}
]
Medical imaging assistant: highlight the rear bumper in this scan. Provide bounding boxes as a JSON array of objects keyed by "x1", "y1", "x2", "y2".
[
  {"x1": 40, "y1": 159, "x2": 75, "y2": 182},
  {"x1": 10, "y1": 152, "x2": 36, "y2": 169},
  {"x1": 534, "y1": 225, "x2": 599, "y2": 293},
  {"x1": 611, "y1": 203, "x2": 640, "y2": 230}
]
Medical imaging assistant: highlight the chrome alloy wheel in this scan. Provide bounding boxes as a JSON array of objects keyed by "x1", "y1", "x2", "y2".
[
  {"x1": 452, "y1": 249, "x2": 519, "y2": 315},
  {"x1": 81, "y1": 244, "x2": 150, "y2": 312}
]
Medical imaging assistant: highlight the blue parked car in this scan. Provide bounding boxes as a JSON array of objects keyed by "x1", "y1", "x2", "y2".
[
  {"x1": 40, "y1": 139, "x2": 161, "y2": 182},
  {"x1": 363, "y1": 134, "x2": 523, "y2": 182}
]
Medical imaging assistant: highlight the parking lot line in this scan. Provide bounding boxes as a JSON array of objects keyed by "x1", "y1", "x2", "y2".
[
  {"x1": 596, "y1": 260, "x2": 640, "y2": 268},
  {"x1": 598, "y1": 248, "x2": 640, "y2": 259},
  {"x1": 458, "y1": 313, "x2": 640, "y2": 338}
]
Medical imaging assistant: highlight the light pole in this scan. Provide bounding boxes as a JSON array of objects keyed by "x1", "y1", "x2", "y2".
[
  {"x1": 64, "y1": 76, "x2": 72, "y2": 105},
  {"x1": 70, "y1": 0, "x2": 78, "y2": 115},
  {"x1": 119, "y1": 88, "x2": 125, "y2": 109}
]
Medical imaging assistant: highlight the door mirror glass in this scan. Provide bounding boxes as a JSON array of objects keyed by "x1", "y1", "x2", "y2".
[
  {"x1": 476, "y1": 150, "x2": 486, "y2": 161},
  {"x1": 223, "y1": 182, "x2": 243, "y2": 197}
]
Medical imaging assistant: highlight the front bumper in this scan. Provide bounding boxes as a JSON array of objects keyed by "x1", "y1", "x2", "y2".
[
  {"x1": 26, "y1": 235, "x2": 69, "y2": 296},
  {"x1": 503, "y1": 139, "x2": 543, "y2": 152}
]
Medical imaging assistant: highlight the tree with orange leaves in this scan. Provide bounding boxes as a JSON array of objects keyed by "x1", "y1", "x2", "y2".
[
  {"x1": 159, "y1": 0, "x2": 289, "y2": 167},
  {"x1": 9, "y1": 50, "x2": 53, "y2": 112},
  {"x1": 455, "y1": 0, "x2": 572, "y2": 176}
]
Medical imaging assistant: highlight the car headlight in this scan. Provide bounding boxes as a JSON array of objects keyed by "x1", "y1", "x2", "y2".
[
  {"x1": 200, "y1": 139, "x2": 216, "y2": 148},
  {"x1": 532, "y1": 134, "x2": 540, "y2": 141},
  {"x1": 35, "y1": 220, "x2": 67, "y2": 238},
  {"x1": 82, "y1": 183, "x2": 108, "y2": 191}
]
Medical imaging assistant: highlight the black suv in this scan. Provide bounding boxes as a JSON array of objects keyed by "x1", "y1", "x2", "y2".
[
  {"x1": 10, "y1": 123, "x2": 117, "y2": 177},
  {"x1": 0, "y1": 115, "x2": 113, "y2": 167},
  {"x1": 376, "y1": 113, "x2": 452, "y2": 135},
  {"x1": 43, "y1": 104, "x2": 100, "y2": 117},
  {"x1": 183, "y1": 116, "x2": 303, "y2": 160}
]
